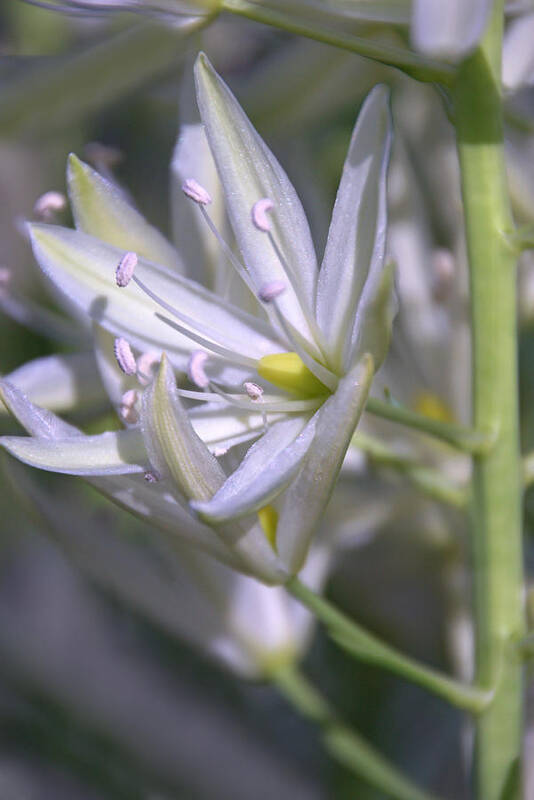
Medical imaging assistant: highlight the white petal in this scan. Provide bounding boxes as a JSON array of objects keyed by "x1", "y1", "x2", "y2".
[
  {"x1": 1, "y1": 379, "x2": 236, "y2": 565},
  {"x1": 68, "y1": 154, "x2": 184, "y2": 272},
  {"x1": 190, "y1": 402, "x2": 285, "y2": 452},
  {"x1": 277, "y1": 356, "x2": 373, "y2": 574},
  {"x1": 1, "y1": 352, "x2": 106, "y2": 415},
  {"x1": 0, "y1": 379, "x2": 79, "y2": 438},
  {"x1": 194, "y1": 54, "x2": 320, "y2": 353},
  {"x1": 411, "y1": 0, "x2": 492, "y2": 60},
  {"x1": 503, "y1": 13, "x2": 534, "y2": 90},
  {"x1": 316, "y1": 85, "x2": 392, "y2": 371},
  {"x1": 0, "y1": 429, "x2": 147, "y2": 475},
  {"x1": 171, "y1": 75, "x2": 235, "y2": 292},
  {"x1": 141, "y1": 356, "x2": 287, "y2": 583},
  {"x1": 191, "y1": 416, "x2": 312, "y2": 522},
  {"x1": 141, "y1": 353, "x2": 225, "y2": 499},
  {"x1": 29, "y1": 224, "x2": 282, "y2": 383}
]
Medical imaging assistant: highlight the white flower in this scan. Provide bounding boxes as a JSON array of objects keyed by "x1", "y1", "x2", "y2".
[{"x1": 1, "y1": 54, "x2": 393, "y2": 584}]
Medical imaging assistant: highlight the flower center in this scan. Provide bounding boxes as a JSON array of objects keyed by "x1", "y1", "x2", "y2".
[
  {"x1": 413, "y1": 391, "x2": 454, "y2": 423},
  {"x1": 257, "y1": 352, "x2": 330, "y2": 398}
]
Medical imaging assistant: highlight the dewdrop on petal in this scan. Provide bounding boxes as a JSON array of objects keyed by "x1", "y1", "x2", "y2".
[
  {"x1": 258, "y1": 280, "x2": 286, "y2": 303},
  {"x1": 33, "y1": 191, "x2": 67, "y2": 221},
  {"x1": 115, "y1": 251, "x2": 137, "y2": 287},
  {"x1": 114, "y1": 337, "x2": 137, "y2": 375},
  {"x1": 251, "y1": 198, "x2": 274, "y2": 232},
  {"x1": 188, "y1": 350, "x2": 210, "y2": 388},
  {"x1": 182, "y1": 178, "x2": 212, "y2": 206}
]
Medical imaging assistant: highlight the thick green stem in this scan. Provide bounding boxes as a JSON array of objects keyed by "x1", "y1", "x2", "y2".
[
  {"x1": 453, "y1": 4, "x2": 526, "y2": 797},
  {"x1": 270, "y1": 664, "x2": 441, "y2": 800}
]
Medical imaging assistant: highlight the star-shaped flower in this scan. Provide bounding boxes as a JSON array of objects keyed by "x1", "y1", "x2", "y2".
[{"x1": 1, "y1": 54, "x2": 393, "y2": 584}]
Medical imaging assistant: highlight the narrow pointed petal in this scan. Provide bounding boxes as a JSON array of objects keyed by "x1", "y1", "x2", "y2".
[
  {"x1": 68, "y1": 154, "x2": 183, "y2": 272},
  {"x1": 0, "y1": 379, "x2": 79, "y2": 438},
  {"x1": 277, "y1": 356, "x2": 374, "y2": 574},
  {"x1": 194, "y1": 53, "x2": 320, "y2": 352},
  {"x1": 29, "y1": 224, "x2": 281, "y2": 381},
  {"x1": 411, "y1": 0, "x2": 491, "y2": 60},
  {"x1": 141, "y1": 353, "x2": 226, "y2": 499},
  {"x1": 350, "y1": 260, "x2": 396, "y2": 370},
  {"x1": 192, "y1": 416, "x2": 312, "y2": 522},
  {"x1": 0, "y1": 429, "x2": 147, "y2": 475},
  {"x1": 141, "y1": 355, "x2": 287, "y2": 583},
  {"x1": 1, "y1": 379, "x2": 237, "y2": 565},
  {"x1": 1, "y1": 352, "x2": 107, "y2": 416},
  {"x1": 316, "y1": 85, "x2": 392, "y2": 371}
]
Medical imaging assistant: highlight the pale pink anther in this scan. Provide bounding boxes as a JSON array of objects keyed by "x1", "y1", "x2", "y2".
[
  {"x1": 137, "y1": 351, "x2": 160, "y2": 385},
  {"x1": 114, "y1": 337, "x2": 137, "y2": 375},
  {"x1": 116, "y1": 251, "x2": 137, "y2": 288},
  {"x1": 258, "y1": 280, "x2": 287, "y2": 303},
  {"x1": 182, "y1": 178, "x2": 212, "y2": 206},
  {"x1": 0, "y1": 267, "x2": 11, "y2": 295},
  {"x1": 84, "y1": 141, "x2": 123, "y2": 169},
  {"x1": 144, "y1": 470, "x2": 161, "y2": 483},
  {"x1": 251, "y1": 198, "x2": 274, "y2": 232},
  {"x1": 244, "y1": 381, "x2": 264, "y2": 401},
  {"x1": 119, "y1": 389, "x2": 139, "y2": 425},
  {"x1": 188, "y1": 350, "x2": 210, "y2": 389},
  {"x1": 33, "y1": 191, "x2": 67, "y2": 221}
]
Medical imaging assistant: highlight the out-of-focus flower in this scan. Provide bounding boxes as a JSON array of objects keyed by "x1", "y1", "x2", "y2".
[{"x1": 1, "y1": 54, "x2": 394, "y2": 585}]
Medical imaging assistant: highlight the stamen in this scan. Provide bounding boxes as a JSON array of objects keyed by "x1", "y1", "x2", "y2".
[
  {"x1": 197, "y1": 205, "x2": 257, "y2": 295},
  {"x1": 133, "y1": 274, "x2": 258, "y2": 368},
  {"x1": 244, "y1": 381, "x2": 264, "y2": 401},
  {"x1": 258, "y1": 280, "x2": 287, "y2": 303},
  {"x1": 0, "y1": 267, "x2": 11, "y2": 295},
  {"x1": 144, "y1": 469, "x2": 161, "y2": 483},
  {"x1": 119, "y1": 389, "x2": 139, "y2": 425},
  {"x1": 252, "y1": 198, "x2": 274, "y2": 232},
  {"x1": 85, "y1": 141, "x2": 123, "y2": 170},
  {"x1": 114, "y1": 337, "x2": 137, "y2": 375},
  {"x1": 188, "y1": 350, "x2": 210, "y2": 389},
  {"x1": 136, "y1": 351, "x2": 160, "y2": 385},
  {"x1": 182, "y1": 178, "x2": 212, "y2": 206},
  {"x1": 115, "y1": 251, "x2": 137, "y2": 287},
  {"x1": 33, "y1": 191, "x2": 67, "y2": 221}
]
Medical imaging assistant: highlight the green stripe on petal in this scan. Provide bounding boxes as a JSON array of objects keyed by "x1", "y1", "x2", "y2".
[
  {"x1": 68, "y1": 154, "x2": 184, "y2": 272},
  {"x1": 141, "y1": 353, "x2": 225, "y2": 500}
]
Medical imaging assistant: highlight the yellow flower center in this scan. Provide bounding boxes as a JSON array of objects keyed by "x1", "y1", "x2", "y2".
[
  {"x1": 257, "y1": 352, "x2": 330, "y2": 398},
  {"x1": 413, "y1": 391, "x2": 454, "y2": 423},
  {"x1": 258, "y1": 505, "x2": 278, "y2": 550}
]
